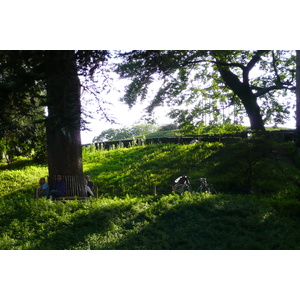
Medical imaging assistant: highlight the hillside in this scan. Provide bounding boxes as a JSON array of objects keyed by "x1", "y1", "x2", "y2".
[
  {"x1": 1, "y1": 139, "x2": 300, "y2": 250},
  {"x1": 84, "y1": 138, "x2": 300, "y2": 197}
]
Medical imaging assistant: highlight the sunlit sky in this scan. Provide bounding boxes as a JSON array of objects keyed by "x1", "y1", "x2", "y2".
[
  {"x1": 80, "y1": 69, "x2": 176, "y2": 144},
  {"x1": 80, "y1": 98, "x2": 173, "y2": 144}
]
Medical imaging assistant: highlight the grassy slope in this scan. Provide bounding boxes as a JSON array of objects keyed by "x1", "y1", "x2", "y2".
[
  {"x1": 0, "y1": 160, "x2": 48, "y2": 201},
  {"x1": 83, "y1": 142, "x2": 220, "y2": 196},
  {"x1": 84, "y1": 139, "x2": 300, "y2": 197},
  {"x1": 1, "y1": 140, "x2": 300, "y2": 250}
]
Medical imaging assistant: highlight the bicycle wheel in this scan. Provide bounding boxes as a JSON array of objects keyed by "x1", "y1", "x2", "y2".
[
  {"x1": 208, "y1": 184, "x2": 217, "y2": 195},
  {"x1": 195, "y1": 185, "x2": 205, "y2": 193},
  {"x1": 173, "y1": 184, "x2": 192, "y2": 194},
  {"x1": 197, "y1": 184, "x2": 217, "y2": 194}
]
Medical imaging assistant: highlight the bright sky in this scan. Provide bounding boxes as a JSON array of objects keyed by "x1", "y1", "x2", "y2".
[
  {"x1": 80, "y1": 69, "x2": 174, "y2": 144},
  {"x1": 80, "y1": 89, "x2": 173, "y2": 144},
  {"x1": 80, "y1": 96, "x2": 296, "y2": 145}
]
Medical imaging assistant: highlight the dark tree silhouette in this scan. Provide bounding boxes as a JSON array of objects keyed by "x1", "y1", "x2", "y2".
[{"x1": 0, "y1": 50, "x2": 109, "y2": 196}]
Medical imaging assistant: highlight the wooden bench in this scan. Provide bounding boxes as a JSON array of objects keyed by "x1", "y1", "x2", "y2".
[
  {"x1": 55, "y1": 189, "x2": 99, "y2": 201},
  {"x1": 34, "y1": 175, "x2": 98, "y2": 201},
  {"x1": 54, "y1": 196, "x2": 89, "y2": 202},
  {"x1": 51, "y1": 175, "x2": 89, "y2": 201}
]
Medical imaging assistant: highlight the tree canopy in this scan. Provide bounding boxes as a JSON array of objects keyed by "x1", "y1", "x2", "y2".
[
  {"x1": 116, "y1": 50, "x2": 296, "y2": 131},
  {"x1": 0, "y1": 51, "x2": 47, "y2": 162}
]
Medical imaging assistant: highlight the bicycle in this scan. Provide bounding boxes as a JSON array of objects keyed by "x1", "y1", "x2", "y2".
[{"x1": 172, "y1": 176, "x2": 217, "y2": 195}]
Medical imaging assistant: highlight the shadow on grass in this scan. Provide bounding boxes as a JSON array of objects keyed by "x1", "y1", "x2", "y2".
[
  {"x1": 0, "y1": 159, "x2": 36, "y2": 170},
  {"x1": 33, "y1": 202, "x2": 135, "y2": 250},
  {"x1": 109, "y1": 200, "x2": 298, "y2": 250},
  {"x1": 121, "y1": 204, "x2": 300, "y2": 250},
  {"x1": 29, "y1": 195, "x2": 300, "y2": 250}
]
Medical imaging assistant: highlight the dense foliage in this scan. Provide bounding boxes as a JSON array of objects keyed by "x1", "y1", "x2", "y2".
[
  {"x1": 116, "y1": 50, "x2": 296, "y2": 130},
  {"x1": 0, "y1": 51, "x2": 47, "y2": 163},
  {"x1": 0, "y1": 50, "x2": 111, "y2": 182},
  {"x1": 0, "y1": 139, "x2": 300, "y2": 249}
]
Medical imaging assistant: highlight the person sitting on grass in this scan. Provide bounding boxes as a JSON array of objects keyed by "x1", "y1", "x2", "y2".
[
  {"x1": 85, "y1": 179, "x2": 95, "y2": 197},
  {"x1": 38, "y1": 177, "x2": 49, "y2": 198},
  {"x1": 49, "y1": 175, "x2": 66, "y2": 200},
  {"x1": 85, "y1": 175, "x2": 95, "y2": 192},
  {"x1": 190, "y1": 137, "x2": 199, "y2": 144}
]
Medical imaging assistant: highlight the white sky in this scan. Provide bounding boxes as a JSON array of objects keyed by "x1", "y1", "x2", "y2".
[
  {"x1": 80, "y1": 71, "x2": 173, "y2": 144},
  {"x1": 80, "y1": 98, "x2": 173, "y2": 144},
  {"x1": 80, "y1": 98, "x2": 296, "y2": 145}
]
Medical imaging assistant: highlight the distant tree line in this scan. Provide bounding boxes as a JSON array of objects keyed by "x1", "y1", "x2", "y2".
[{"x1": 92, "y1": 123, "x2": 178, "y2": 142}]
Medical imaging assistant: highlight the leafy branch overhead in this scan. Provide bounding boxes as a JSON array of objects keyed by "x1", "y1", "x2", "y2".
[{"x1": 116, "y1": 50, "x2": 296, "y2": 131}]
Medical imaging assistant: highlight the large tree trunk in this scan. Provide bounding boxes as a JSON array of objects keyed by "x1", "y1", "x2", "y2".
[
  {"x1": 296, "y1": 50, "x2": 300, "y2": 151},
  {"x1": 45, "y1": 50, "x2": 85, "y2": 196},
  {"x1": 240, "y1": 94, "x2": 265, "y2": 131},
  {"x1": 217, "y1": 63, "x2": 265, "y2": 131}
]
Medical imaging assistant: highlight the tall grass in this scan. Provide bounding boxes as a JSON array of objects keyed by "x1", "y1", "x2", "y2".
[{"x1": 83, "y1": 140, "x2": 300, "y2": 198}]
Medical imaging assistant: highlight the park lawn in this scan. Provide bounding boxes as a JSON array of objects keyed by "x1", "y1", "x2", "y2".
[
  {"x1": 1, "y1": 192, "x2": 300, "y2": 250},
  {"x1": 1, "y1": 140, "x2": 300, "y2": 249}
]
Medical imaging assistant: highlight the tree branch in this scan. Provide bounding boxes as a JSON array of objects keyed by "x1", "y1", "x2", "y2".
[
  {"x1": 246, "y1": 50, "x2": 269, "y2": 71},
  {"x1": 252, "y1": 84, "x2": 295, "y2": 97},
  {"x1": 271, "y1": 50, "x2": 282, "y2": 84},
  {"x1": 181, "y1": 59, "x2": 245, "y2": 70}
]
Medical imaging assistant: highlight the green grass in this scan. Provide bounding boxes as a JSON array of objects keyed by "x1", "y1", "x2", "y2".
[
  {"x1": 83, "y1": 142, "x2": 222, "y2": 196},
  {"x1": 0, "y1": 162, "x2": 48, "y2": 201},
  {"x1": 1, "y1": 139, "x2": 300, "y2": 249},
  {"x1": 84, "y1": 139, "x2": 300, "y2": 198},
  {"x1": 1, "y1": 193, "x2": 300, "y2": 249}
]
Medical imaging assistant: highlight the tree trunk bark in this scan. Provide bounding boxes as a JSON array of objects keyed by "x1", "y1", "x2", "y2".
[
  {"x1": 296, "y1": 50, "x2": 300, "y2": 151},
  {"x1": 45, "y1": 50, "x2": 85, "y2": 196},
  {"x1": 216, "y1": 64, "x2": 265, "y2": 131},
  {"x1": 240, "y1": 94, "x2": 265, "y2": 131}
]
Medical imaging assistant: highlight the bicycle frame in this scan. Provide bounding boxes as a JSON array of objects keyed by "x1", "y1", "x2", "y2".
[{"x1": 173, "y1": 177, "x2": 217, "y2": 195}]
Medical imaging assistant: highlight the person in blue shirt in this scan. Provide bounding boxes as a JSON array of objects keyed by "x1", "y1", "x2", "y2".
[
  {"x1": 49, "y1": 175, "x2": 66, "y2": 199},
  {"x1": 38, "y1": 177, "x2": 49, "y2": 198}
]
